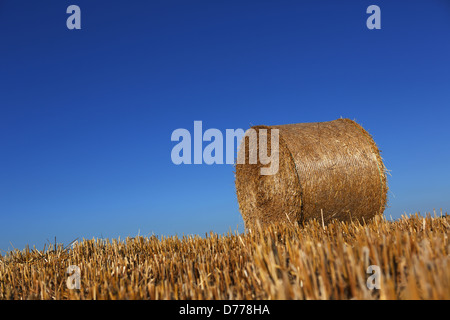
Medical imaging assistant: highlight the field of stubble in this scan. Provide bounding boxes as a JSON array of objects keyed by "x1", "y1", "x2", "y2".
[{"x1": 1, "y1": 213, "x2": 449, "y2": 300}]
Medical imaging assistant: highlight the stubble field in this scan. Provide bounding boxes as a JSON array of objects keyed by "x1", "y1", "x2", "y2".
[{"x1": 0, "y1": 213, "x2": 449, "y2": 300}]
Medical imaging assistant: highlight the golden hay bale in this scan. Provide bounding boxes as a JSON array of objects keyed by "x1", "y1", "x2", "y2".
[{"x1": 235, "y1": 118, "x2": 388, "y2": 228}]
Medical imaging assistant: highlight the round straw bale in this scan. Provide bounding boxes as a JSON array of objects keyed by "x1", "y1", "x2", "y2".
[{"x1": 235, "y1": 118, "x2": 388, "y2": 228}]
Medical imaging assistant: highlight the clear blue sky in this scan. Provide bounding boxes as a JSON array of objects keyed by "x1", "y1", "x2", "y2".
[{"x1": 1, "y1": 0, "x2": 449, "y2": 253}]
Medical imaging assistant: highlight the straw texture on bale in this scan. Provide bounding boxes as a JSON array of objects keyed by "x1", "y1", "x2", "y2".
[{"x1": 235, "y1": 118, "x2": 388, "y2": 227}]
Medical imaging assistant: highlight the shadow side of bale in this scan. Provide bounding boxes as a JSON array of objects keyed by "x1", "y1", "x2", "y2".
[{"x1": 235, "y1": 118, "x2": 388, "y2": 228}]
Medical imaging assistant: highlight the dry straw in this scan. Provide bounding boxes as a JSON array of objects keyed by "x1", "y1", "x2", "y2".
[
  {"x1": 1, "y1": 214, "x2": 448, "y2": 300},
  {"x1": 235, "y1": 118, "x2": 388, "y2": 228}
]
